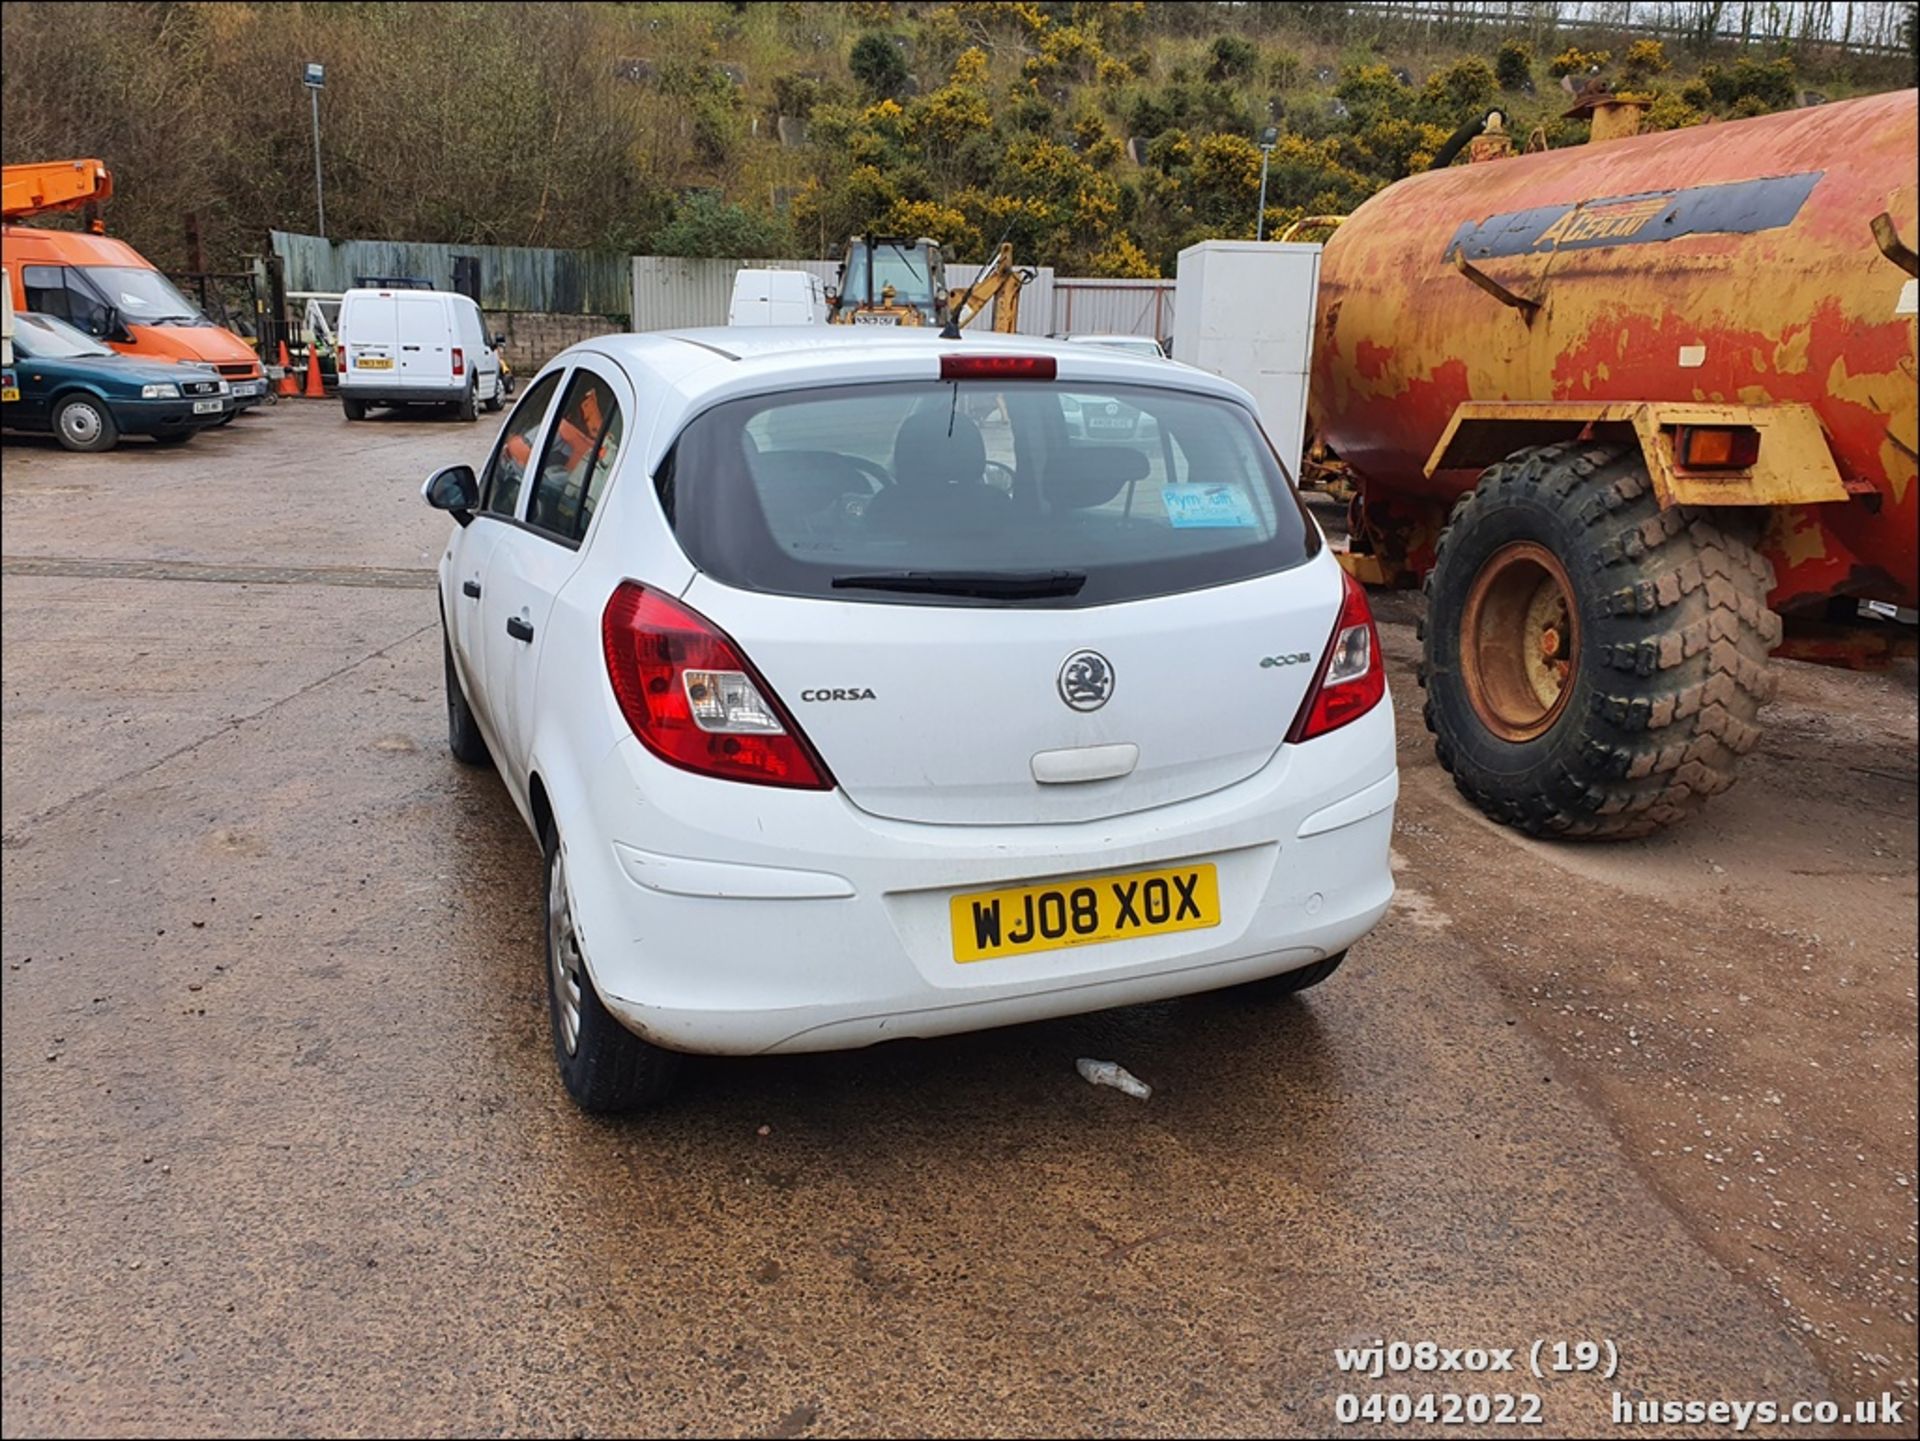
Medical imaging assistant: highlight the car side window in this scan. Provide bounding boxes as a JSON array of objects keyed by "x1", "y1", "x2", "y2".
[
  {"x1": 525, "y1": 369, "x2": 622, "y2": 543},
  {"x1": 22, "y1": 266, "x2": 113, "y2": 335},
  {"x1": 577, "y1": 404, "x2": 624, "y2": 538},
  {"x1": 22, "y1": 266, "x2": 71, "y2": 322},
  {"x1": 481, "y1": 369, "x2": 563, "y2": 519}
]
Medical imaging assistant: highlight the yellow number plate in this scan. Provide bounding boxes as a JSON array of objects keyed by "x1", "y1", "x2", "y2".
[
  {"x1": 950, "y1": 863, "x2": 1219, "y2": 963},
  {"x1": 356, "y1": 357, "x2": 393, "y2": 369},
  {"x1": 1, "y1": 387, "x2": 18, "y2": 403}
]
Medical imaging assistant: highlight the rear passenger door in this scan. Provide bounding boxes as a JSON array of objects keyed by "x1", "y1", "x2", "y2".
[
  {"x1": 448, "y1": 369, "x2": 563, "y2": 741},
  {"x1": 479, "y1": 363, "x2": 628, "y2": 778}
]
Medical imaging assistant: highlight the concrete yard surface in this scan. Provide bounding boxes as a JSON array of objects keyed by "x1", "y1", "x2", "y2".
[{"x1": 2, "y1": 400, "x2": 1914, "y2": 1437}]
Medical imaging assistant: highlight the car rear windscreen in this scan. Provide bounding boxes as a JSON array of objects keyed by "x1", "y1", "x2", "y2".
[{"x1": 658, "y1": 380, "x2": 1320, "y2": 607}]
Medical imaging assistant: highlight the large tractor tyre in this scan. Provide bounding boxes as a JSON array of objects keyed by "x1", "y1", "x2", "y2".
[{"x1": 1417, "y1": 441, "x2": 1780, "y2": 839}]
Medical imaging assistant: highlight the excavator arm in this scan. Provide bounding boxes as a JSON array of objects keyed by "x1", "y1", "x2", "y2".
[
  {"x1": 952, "y1": 243, "x2": 1032, "y2": 333},
  {"x1": 2, "y1": 159, "x2": 113, "y2": 222}
]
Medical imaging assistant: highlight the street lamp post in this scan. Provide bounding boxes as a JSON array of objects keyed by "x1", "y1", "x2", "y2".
[
  {"x1": 1256, "y1": 125, "x2": 1278, "y2": 242},
  {"x1": 303, "y1": 62, "x2": 327, "y2": 238}
]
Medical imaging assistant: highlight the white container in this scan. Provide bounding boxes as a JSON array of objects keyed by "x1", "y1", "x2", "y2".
[{"x1": 1171, "y1": 240, "x2": 1321, "y2": 477}]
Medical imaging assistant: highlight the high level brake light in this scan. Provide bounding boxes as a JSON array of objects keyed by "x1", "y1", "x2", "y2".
[
  {"x1": 1287, "y1": 569, "x2": 1387, "y2": 743},
  {"x1": 601, "y1": 582, "x2": 833, "y2": 790},
  {"x1": 940, "y1": 355, "x2": 1056, "y2": 381}
]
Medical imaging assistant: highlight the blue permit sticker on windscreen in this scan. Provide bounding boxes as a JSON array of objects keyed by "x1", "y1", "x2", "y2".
[{"x1": 1162, "y1": 484, "x2": 1258, "y2": 529}]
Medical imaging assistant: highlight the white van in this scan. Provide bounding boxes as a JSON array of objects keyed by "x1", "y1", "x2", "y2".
[
  {"x1": 727, "y1": 268, "x2": 829, "y2": 326},
  {"x1": 337, "y1": 287, "x2": 503, "y2": 421}
]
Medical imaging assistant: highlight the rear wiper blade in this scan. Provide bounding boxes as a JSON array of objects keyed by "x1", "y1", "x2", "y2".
[{"x1": 831, "y1": 568, "x2": 1087, "y2": 598}]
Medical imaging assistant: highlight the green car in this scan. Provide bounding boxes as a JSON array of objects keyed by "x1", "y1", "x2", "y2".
[{"x1": 1, "y1": 312, "x2": 233, "y2": 452}]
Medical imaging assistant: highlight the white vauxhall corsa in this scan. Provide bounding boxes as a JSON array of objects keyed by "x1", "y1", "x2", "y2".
[{"x1": 423, "y1": 328, "x2": 1397, "y2": 1110}]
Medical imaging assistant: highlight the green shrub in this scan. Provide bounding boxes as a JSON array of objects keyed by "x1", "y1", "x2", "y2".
[
  {"x1": 1640, "y1": 90, "x2": 1703, "y2": 132},
  {"x1": 1548, "y1": 46, "x2": 1610, "y2": 79},
  {"x1": 1206, "y1": 34, "x2": 1258, "y2": 82},
  {"x1": 1698, "y1": 56, "x2": 1797, "y2": 111},
  {"x1": 850, "y1": 31, "x2": 909, "y2": 99},
  {"x1": 1421, "y1": 57, "x2": 1496, "y2": 122},
  {"x1": 1128, "y1": 92, "x2": 1175, "y2": 138},
  {"x1": 1621, "y1": 39, "x2": 1669, "y2": 81},
  {"x1": 1494, "y1": 39, "x2": 1532, "y2": 91},
  {"x1": 654, "y1": 195, "x2": 791, "y2": 258},
  {"x1": 773, "y1": 73, "x2": 821, "y2": 119}
]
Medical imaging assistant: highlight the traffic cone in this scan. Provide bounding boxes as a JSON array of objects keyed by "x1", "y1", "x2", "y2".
[
  {"x1": 275, "y1": 341, "x2": 299, "y2": 397},
  {"x1": 302, "y1": 344, "x2": 326, "y2": 398}
]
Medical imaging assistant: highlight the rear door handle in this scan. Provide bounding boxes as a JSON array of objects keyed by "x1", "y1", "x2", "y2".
[
  {"x1": 462, "y1": 579, "x2": 482, "y2": 599},
  {"x1": 505, "y1": 616, "x2": 535, "y2": 643}
]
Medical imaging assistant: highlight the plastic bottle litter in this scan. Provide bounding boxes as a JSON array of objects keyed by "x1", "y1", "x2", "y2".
[{"x1": 1076, "y1": 1057, "x2": 1151, "y2": 1100}]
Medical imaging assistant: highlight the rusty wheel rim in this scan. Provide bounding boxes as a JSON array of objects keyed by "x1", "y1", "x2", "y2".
[{"x1": 1460, "y1": 541, "x2": 1581, "y2": 743}]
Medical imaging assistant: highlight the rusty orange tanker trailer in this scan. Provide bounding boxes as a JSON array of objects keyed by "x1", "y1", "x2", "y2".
[{"x1": 1310, "y1": 87, "x2": 1918, "y2": 839}]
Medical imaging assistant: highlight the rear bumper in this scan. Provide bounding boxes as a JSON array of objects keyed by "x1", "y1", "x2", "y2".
[
  {"x1": 339, "y1": 381, "x2": 466, "y2": 405},
  {"x1": 555, "y1": 698, "x2": 1398, "y2": 1056}
]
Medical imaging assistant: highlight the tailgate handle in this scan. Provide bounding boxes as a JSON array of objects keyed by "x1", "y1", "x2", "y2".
[{"x1": 1030, "y1": 743, "x2": 1138, "y2": 785}]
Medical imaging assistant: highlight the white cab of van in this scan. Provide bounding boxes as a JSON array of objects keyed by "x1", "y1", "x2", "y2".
[
  {"x1": 727, "y1": 269, "x2": 829, "y2": 326},
  {"x1": 337, "y1": 287, "x2": 504, "y2": 422}
]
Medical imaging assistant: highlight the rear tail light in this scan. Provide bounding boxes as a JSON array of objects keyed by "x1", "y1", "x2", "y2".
[
  {"x1": 1287, "y1": 569, "x2": 1387, "y2": 743},
  {"x1": 451, "y1": 347, "x2": 465, "y2": 377},
  {"x1": 338, "y1": 345, "x2": 348, "y2": 369},
  {"x1": 940, "y1": 355, "x2": 1056, "y2": 381},
  {"x1": 601, "y1": 582, "x2": 832, "y2": 790},
  {"x1": 1673, "y1": 424, "x2": 1759, "y2": 470}
]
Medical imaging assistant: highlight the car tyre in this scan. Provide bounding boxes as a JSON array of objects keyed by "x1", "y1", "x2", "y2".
[
  {"x1": 443, "y1": 628, "x2": 491, "y2": 767},
  {"x1": 343, "y1": 397, "x2": 367, "y2": 421},
  {"x1": 53, "y1": 395, "x2": 118, "y2": 453},
  {"x1": 543, "y1": 819, "x2": 682, "y2": 1112},
  {"x1": 458, "y1": 380, "x2": 479, "y2": 423},
  {"x1": 483, "y1": 378, "x2": 504, "y2": 414},
  {"x1": 1239, "y1": 950, "x2": 1348, "y2": 998}
]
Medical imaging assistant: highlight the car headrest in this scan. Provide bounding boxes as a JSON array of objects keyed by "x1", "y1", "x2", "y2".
[
  {"x1": 890, "y1": 408, "x2": 987, "y2": 488},
  {"x1": 1046, "y1": 446, "x2": 1151, "y2": 509}
]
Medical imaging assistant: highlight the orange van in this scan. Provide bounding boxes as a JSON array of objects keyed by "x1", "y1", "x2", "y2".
[{"x1": 1, "y1": 226, "x2": 267, "y2": 411}]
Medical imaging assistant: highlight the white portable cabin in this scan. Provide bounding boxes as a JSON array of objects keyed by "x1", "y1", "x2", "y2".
[{"x1": 1171, "y1": 241, "x2": 1322, "y2": 477}]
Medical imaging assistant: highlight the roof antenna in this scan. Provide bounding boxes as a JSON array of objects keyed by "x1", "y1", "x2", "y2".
[{"x1": 939, "y1": 316, "x2": 962, "y2": 340}]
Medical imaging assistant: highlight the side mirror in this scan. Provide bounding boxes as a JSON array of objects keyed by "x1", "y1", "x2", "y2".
[
  {"x1": 492, "y1": 332, "x2": 506, "y2": 349},
  {"x1": 421, "y1": 464, "x2": 479, "y2": 526}
]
